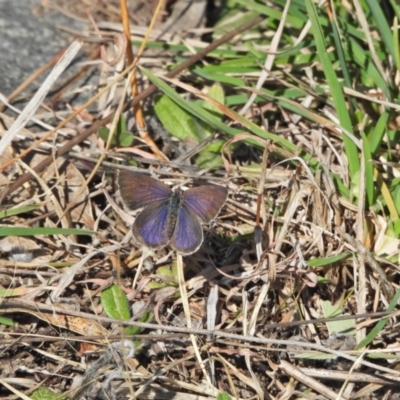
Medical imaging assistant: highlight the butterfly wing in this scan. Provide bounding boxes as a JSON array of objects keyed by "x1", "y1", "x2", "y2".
[
  {"x1": 118, "y1": 170, "x2": 171, "y2": 210},
  {"x1": 170, "y1": 205, "x2": 203, "y2": 255},
  {"x1": 182, "y1": 185, "x2": 228, "y2": 223},
  {"x1": 133, "y1": 201, "x2": 170, "y2": 249}
]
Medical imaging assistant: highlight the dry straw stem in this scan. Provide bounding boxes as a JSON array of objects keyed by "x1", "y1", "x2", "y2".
[
  {"x1": 298, "y1": 366, "x2": 400, "y2": 385},
  {"x1": 119, "y1": 0, "x2": 168, "y2": 161},
  {"x1": 280, "y1": 359, "x2": 350, "y2": 400},
  {"x1": 0, "y1": 41, "x2": 82, "y2": 157},
  {"x1": 0, "y1": 380, "x2": 31, "y2": 400},
  {"x1": 177, "y1": 253, "x2": 214, "y2": 390},
  {"x1": 337, "y1": 228, "x2": 394, "y2": 298}
]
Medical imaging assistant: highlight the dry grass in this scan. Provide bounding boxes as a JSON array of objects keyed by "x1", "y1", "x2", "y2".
[{"x1": 0, "y1": 0, "x2": 400, "y2": 399}]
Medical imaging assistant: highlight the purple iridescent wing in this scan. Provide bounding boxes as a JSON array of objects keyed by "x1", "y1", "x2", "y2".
[
  {"x1": 170, "y1": 205, "x2": 203, "y2": 255},
  {"x1": 133, "y1": 201, "x2": 170, "y2": 248},
  {"x1": 118, "y1": 170, "x2": 171, "y2": 210},
  {"x1": 182, "y1": 185, "x2": 228, "y2": 223}
]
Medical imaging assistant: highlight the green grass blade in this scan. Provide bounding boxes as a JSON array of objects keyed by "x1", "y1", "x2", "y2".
[
  {"x1": 365, "y1": 0, "x2": 395, "y2": 59},
  {"x1": 330, "y1": 15, "x2": 358, "y2": 111},
  {"x1": 0, "y1": 227, "x2": 94, "y2": 236},
  {"x1": 0, "y1": 204, "x2": 42, "y2": 220},
  {"x1": 307, "y1": 252, "x2": 352, "y2": 267},
  {"x1": 233, "y1": 0, "x2": 309, "y2": 28},
  {"x1": 362, "y1": 132, "x2": 375, "y2": 208},
  {"x1": 368, "y1": 111, "x2": 389, "y2": 155},
  {"x1": 305, "y1": 0, "x2": 359, "y2": 179},
  {"x1": 393, "y1": 15, "x2": 400, "y2": 74},
  {"x1": 356, "y1": 288, "x2": 400, "y2": 349}
]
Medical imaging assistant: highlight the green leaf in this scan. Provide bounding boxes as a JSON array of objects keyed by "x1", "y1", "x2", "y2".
[
  {"x1": 393, "y1": 191, "x2": 400, "y2": 222},
  {"x1": 394, "y1": 12, "x2": 400, "y2": 73},
  {"x1": 131, "y1": 40, "x2": 245, "y2": 58},
  {"x1": 196, "y1": 151, "x2": 223, "y2": 169},
  {"x1": 101, "y1": 284, "x2": 130, "y2": 321},
  {"x1": 0, "y1": 315, "x2": 15, "y2": 326},
  {"x1": 157, "y1": 266, "x2": 174, "y2": 278},
  {"x1": 154, "y1": 94, "x2": 205, "y2": 142},
  {"x1": 0, "y1": 227, "x2": 94, "y2": 236},
  {"x1": 217, "y1": 392, "x2": 233, "y2": 400},
  {"x1": 351, "y1": 169, "x2": 361, "y2": 201},
  {"x1": 124, "y1": 326, "x2": 139, "y2": 336},
  {"x1": 214, "y1": 10, "x2": 260, "y2": 38},
  {"x1": 98, "y1": 115, "x2": 133, "y2": 147},
  {"x1": 31, "y1": 387, "x2": 69, "y2": 400},
  {"x1": 119, "y1": 131, "x2": 134, "y2": 147},
  {"x1": 140, "y1": 66, "x2": 241, "y2": 135},
  {"x1": 99, "y1": 126, "x2": 117, "y2": 146},
  {"x1": 321, "y1": 300, "x2": 356, "y2": 336},
  {"x1": 125, "y1": 311, "x2": 153, "y2": 336},
  {"x1": 198, "y1": 83, "x2": 226, "y2": 139},
  {"x1": 390, "y1": 218, "x2": 400, "y2": 237},
  {"x1": 147, "y1": 281, "x2": 167, "y2": 289},
  {"x1": 155, "y1": 266, "x2": 178, "y2": 287},
  {"x1": 331, "y1": 173, "x2": 350, "y2": 198}
]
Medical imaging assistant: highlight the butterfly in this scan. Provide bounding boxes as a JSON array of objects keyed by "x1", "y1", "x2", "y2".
[{"x1": 118, "y1": 170, "x2": 228, "y2": 255}]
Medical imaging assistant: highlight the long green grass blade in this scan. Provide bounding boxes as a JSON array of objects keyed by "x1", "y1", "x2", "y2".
[
  {"x1": 305, "y1": 0, "x2": 359, "y2": 179},
  {"x1": 362, "y1": 132, "x2": 375, "y2": 208},
  {"x1": 0, "y1": 227, "x2": 94, "y2": 236},
  {"x1": 365, "y1": 0, "x2": 395, "y2": 59}
]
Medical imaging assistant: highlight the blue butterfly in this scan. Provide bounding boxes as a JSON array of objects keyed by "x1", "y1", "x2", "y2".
[{"x1": 118, "y1": 171, "x2": 228, "y2": 255}]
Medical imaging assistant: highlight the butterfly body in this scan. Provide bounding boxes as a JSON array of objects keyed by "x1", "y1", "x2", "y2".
[{"x1": 118, "y1": 171, "x2": 227, "y2": 255}]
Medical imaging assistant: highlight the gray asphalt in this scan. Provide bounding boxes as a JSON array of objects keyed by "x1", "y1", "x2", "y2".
[{"x1": 0, "y1": 0, "x2": 82, "y2": 95}]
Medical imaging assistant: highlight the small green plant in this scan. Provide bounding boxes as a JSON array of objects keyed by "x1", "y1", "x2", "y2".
[
  {"x1": 216, "y1": 392, "x2": 233, "y2": 400},
  {"x1": 101, "y1": 284, "x2": 153, "y2": 339},
  {"x1": 31, "y1": 387, "x2": 69, "y2": 400},
  {"x1": 98, "y1": 114, "x2": 133, "y2": 147},
  {"x1": 147, "y1": 263, "x2": 179, "y2": 291}
]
